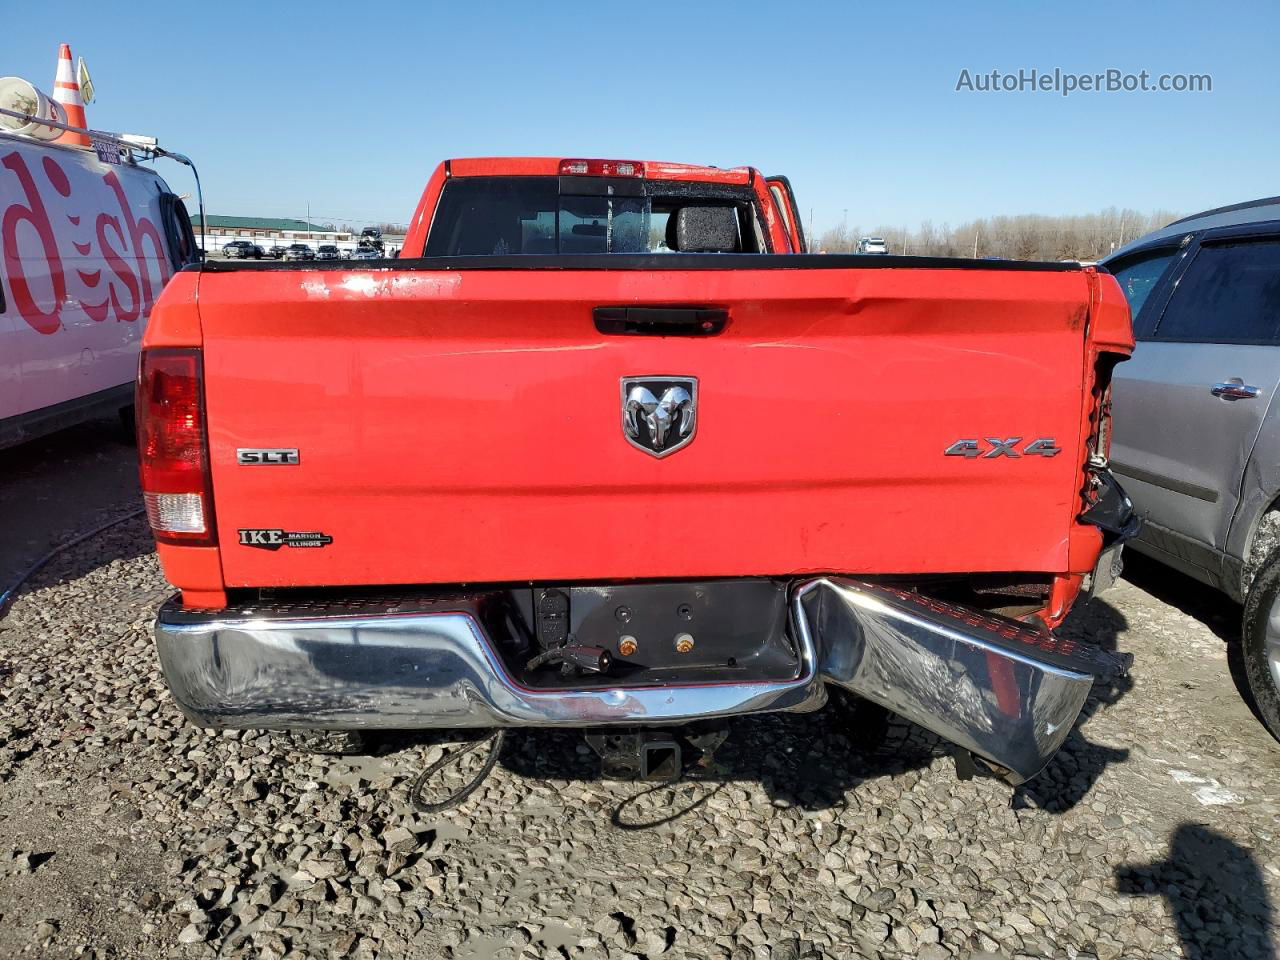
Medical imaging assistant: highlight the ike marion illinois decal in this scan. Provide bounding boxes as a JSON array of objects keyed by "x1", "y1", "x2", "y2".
[{"x1": 238, "y1": 529, "x2": 333, "y2": 550}]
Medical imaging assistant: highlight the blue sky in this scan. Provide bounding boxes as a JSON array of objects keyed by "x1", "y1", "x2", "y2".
[{"x1": 4, "y1": 0, "x2": 1277, "y2": 234}]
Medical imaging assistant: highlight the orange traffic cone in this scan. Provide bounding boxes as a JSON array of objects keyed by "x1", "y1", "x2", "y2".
[{"x1": 52, "y1": 43, "x2": 90, "y2": 147}]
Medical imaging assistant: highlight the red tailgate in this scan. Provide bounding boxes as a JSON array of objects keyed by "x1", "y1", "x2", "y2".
[{"x1": 196, "y1": 265, "x2": 1092, "y2": 588}]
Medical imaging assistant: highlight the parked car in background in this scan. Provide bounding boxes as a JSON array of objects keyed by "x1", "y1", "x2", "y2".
[
  {"x1": 1102, "y1": 195, "x2": 1280, "y2": 742},
  {"x1": 221, "y1": 240, "x2": 261, "y2": 259},
  {"x1": 316, "y1": 244, "x2": 341, "y2": 260},
  {"x1": 857, "y1": 236, "x2": 888, "y2": 254},
  {"x1": 1, "y1": 131, "x2": 196, "y2": 449},
  {"x1": 282, "y1": 243, "x2": 314, "y2": 261},
  {"x1": 357, "y1": 226, "x2": 385, "y2": 255},
  {"x1": 266, "y1": 245, "x2": 287, "y2": 259},
  {"x1": 351, "y1": 248, "x2": 381, "y2": 260}
]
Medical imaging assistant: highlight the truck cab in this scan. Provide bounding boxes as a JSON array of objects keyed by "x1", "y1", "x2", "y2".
[{"x1": 404, "y1": 158, "x2": 806, "y2": 257}]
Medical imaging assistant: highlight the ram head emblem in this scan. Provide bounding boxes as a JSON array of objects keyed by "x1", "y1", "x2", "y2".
[{"x1": 621, "y1": 377, "x2": 698, "y2": 458}]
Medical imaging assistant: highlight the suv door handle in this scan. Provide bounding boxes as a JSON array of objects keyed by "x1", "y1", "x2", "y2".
[{"x1": 1211, "y1": 380, "x2": 1261, "y2": 401}]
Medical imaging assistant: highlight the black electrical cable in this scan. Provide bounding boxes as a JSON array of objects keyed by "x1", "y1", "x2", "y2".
[
  {"x1": 524, "y1": 644, "x2": 611, "y2": 675},
  {"x1": 408, "y1": 730, "x2": 505, "y2": 814},
  {"x1": 0, "y1": 507, "x2": 146, "y2": 618},
  {"x1": 524, "y1": 648, "x2": 563, "y2": 671}
]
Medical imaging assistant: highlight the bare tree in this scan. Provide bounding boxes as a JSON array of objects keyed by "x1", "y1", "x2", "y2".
[{"x1": 824, "y1": 207, "x2": 1182, "y2": 261}]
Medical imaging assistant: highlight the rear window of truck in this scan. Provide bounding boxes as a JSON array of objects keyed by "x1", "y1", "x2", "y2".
[{"x1": 424, "y1": 176, "x2": 761, "y2": 256}]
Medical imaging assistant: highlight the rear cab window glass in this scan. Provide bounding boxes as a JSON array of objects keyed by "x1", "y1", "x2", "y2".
[
  {"x1": 424, "y1": 177, "x2": 759, "y2": 256},
  {"x1": 1106, "y1": 248, "x2": 1178, "y2": 321},
  {"x1": 1154, "y1": 239, "x2": 1280, "y2": 343}
]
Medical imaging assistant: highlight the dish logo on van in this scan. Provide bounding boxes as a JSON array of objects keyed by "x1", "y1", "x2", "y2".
[{"x1": 1, "y1": 149, "x2": 172, "y2": 335}]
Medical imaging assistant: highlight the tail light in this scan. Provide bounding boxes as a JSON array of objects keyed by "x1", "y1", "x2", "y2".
[
  {"x1": 1096, "y1": 381, "x2": 1114, "y2": 461},
  {"x1": 1089, "y1": 355, "x2": 1123, "y2": 466},
  {"x1": 559, "y1": 158, "x2": 644, "y2": 178},
  {"x1": 137, "y1": 348, "x2": 216, "y2": 545}
]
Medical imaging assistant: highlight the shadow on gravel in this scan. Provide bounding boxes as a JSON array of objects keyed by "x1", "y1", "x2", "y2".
[
  {"x1": 492, "y1": 675, "x2": 1123, "y2": 825},
  {"x1": 378, "y1": 596, "x2": 1140, "y2": 826},
  {"x1": 0, "y1": 513, "x2": 153, "y2": 619},
  {"x1": 1012, "y1": 594, "x2": 1133, "y2": 814},
  {"x1": 484, "y1": 695, "x2": 944, "y2": 819},
  {"x1": 1122, "y1": 551, "x2": 1240, "y2": 645},
  {"x1": 1120, "y1": 552, "x2": 1270, "y2": 738},
  {"x1": 0, "y1": 417, "x2": 149, "y2": 606},
  {"x1": 1116, "y1": 823, "x2": 1276, "y2": 960}
]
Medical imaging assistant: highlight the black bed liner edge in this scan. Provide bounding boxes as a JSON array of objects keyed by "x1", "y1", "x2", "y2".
[{"x1": 188, "y1": 253, "x2": 1084, "y2": 274}]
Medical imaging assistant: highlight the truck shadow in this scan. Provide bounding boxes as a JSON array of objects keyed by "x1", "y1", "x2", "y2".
[
  {"x1": 489, "y1": 595, "x2": 1136, "y2": 821},
  {"x1": 0, "y1": 513, "x2": 153, "y2": 620},
  {"x1": 1119, "y1": 552, "x2": 1266, "y2": 735},
  {"x1": 1116, "y1": 822, "x2": 1276, "y2": 960},
  {"x1": 1122, "y1": 551, "x2": 1240, "y2": 644},
  {"x1": 0, "y1": 418, "x2": 149, "y2": 614},
  {"x1": 492, "y1": 704, "x2": 943, "y2": 823},
  {"x1": 1010, "y1": 593, "x2": 1132, "y2": 814}
]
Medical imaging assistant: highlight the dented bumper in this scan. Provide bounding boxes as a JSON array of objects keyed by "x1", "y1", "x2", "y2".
[
  {"x1": 155, "y1": 578, "x2": 1130, "y2": 784},
  {"x1": 795, "y1": 578, "x2": 1130, "y2": 783}
]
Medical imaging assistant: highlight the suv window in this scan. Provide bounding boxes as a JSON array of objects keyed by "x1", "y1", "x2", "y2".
[
  {"x1": 1154, "y1": 239, "x2": 1280, "y2": 344},
  {"x1": 1106, "y1": 247, "x2": 1178, "y2": 321}
]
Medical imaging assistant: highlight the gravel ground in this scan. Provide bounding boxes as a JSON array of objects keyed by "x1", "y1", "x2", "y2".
[
  {"x1": 0, "y1": 418, "x2": 139, "y2": 590},
  {"x1": 0, "y1": 515, "x2": 1278, "y2": 960}
]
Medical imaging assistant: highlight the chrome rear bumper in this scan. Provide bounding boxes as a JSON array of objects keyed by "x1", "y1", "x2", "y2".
[{"x1": 156, "y1": 578, "x2": 1130, "y2": 784}]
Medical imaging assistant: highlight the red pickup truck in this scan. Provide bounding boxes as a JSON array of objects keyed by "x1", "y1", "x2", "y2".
[{"x1": 141, "y1": 157, "x2": 1135, "y2": 785}]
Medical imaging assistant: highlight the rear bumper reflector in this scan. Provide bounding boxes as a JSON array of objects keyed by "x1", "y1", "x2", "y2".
[{"x1": 155, "y1": 578, "x2": 1130, "y2": 784}]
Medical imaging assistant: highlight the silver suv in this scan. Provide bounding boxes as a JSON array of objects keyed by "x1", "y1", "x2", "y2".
[{"x1": 1103, "y1": 196, "x2": 1280, "y2": 741}]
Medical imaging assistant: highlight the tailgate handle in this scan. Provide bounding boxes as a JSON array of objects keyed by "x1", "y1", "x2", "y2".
[{"x1": 594, "y1": 306, "x2": 728, "y2": 336}]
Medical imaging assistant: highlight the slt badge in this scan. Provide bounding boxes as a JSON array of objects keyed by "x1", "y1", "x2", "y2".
[
  {"x1": 237, "y1": 448, "x2": 300, "y2": 465},
  {"x1": 621, "y1": 376, "x2": 697, "y2": 458}
]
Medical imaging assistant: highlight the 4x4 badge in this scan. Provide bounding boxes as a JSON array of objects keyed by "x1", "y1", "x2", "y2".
[
  {"x1": 944, "y1": 437, "x2": 1061, "y2": 458},
  {"x1": 238, "y1": 529, "x2": 333, "y2": 550}
]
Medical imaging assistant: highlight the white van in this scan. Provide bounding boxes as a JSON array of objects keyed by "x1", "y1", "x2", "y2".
[{"x1": 0, "y1": 132, "x2": 196, "y2": 449}]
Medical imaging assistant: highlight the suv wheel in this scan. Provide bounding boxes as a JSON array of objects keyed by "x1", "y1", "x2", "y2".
[{"x1": 1241, "y1": 549, "x2": 1280, "y2": 742}]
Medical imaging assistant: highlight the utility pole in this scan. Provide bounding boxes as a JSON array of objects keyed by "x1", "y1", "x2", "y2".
[{"x1": 973, "y1": 228, "x2": 980, "y2": 259}]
